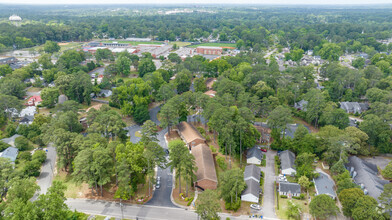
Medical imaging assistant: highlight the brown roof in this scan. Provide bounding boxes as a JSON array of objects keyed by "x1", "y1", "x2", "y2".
[
  {"x1": 204, "y1": 90, "x2": 216, "y2": 98},
  {"x1": 205, "y1": 78, "x2": 216, "y2": 89},
  {"x1": 191, "y1": 144, "x2": 218, "y2": 184},
  {"x1": 177, "y1": 122, "x2": 205, "y2": 145}
]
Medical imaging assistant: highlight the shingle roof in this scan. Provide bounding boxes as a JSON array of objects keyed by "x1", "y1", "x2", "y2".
[
  {"x1": 191, "y1": 144, "x2": 217, "y2": 184},
  {"x1": 340, "y1": 102, "x2": 369, "y2": 114},
  {"x1": 279, "y1": 182, "x2": 301, "y2": 194},
  {"x1": 0, "y1": 134, "x2": 21, "y2": 148},
  {"x1": 19, "y1": 115, "x2": 34, "y2": 124},
  {"x1": 346, "y1": 156, "x2": 389, "y2": 200},
  {"x1": 242, "y1": 179, "x2": 261, "y2": 197},
  {"x1": 177, "y1": 122, "x2": 205, "y2": 145},
  {"x1": 244, "y1": 164, "x2": 261, "y2": 181},
  {"x1": 313, "y1": 172, "x2": 337, "y2": 198},
  {"x1": 0, "y1": 147, "x2": 19, "y2": 162},
  {"x1": 247, "y1": 146, "x2": 262, "y2": 161},
  {"x1": 279, "y1": 150, "x2": 296, "y2": 171}
]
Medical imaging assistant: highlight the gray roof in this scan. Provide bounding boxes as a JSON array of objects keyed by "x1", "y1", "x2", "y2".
[
  {"x1": 0, "y1": 147, "x2": 19, "y2": 162},
  {"x1": 99, "y1": 90, "x2": 112, "y2": 97},
  {"x1": 58, "y1": 94, "x2": 68, "y2": 105},
  {"x1": 247, "y1": 146, "x2": 262, "y2": 161},
  {"x1": 346, "y1": 156, "x2": 389, "y2": 200},
  {"x1": 279, "y1": 182, "x2": 301, "y2": 194},
  {"x1": 244, "y1": 164, "x2": 261, "y2": 180},
  {"x1": 19, "y1": 115, "x2": 34, "y2": 124},
  {"x1": 340, "y1": 102, "x2": 369, "y2": 114},
  {"x1": 294, "y1": 99, "x2": 308, "y2": 111},
  {"x1": 242, "y1": 179, "x2": 261, "y2": 197},
  {"x1": 313, "y1": 172, "x2": 337, "y2": 198},
  {"x1": 279, "y1": 150, "x2": 296, "y2": 171},
  {"x1": 0, "y1": 134, "x2": 21, "y2": 147}
]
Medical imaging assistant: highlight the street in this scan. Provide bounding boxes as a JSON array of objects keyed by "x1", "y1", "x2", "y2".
[
  {"x1": 261, "y1": 150, "x2": 278, "y2": 218},
  {"x1": 31, "y1": 144, "x2": 56, "y2": 201}
]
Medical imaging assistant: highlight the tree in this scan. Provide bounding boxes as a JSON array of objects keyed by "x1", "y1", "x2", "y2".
[
  {"x1": 352, "y1": 57, "x2": 365, "y2": 69},
  {"x1": 140, "y1": 120, "x2": 158, "y2": 144},
  {"x1": 378, "y1": 183, "x2": 392, "y2": 212},
  {"x1": 382, "y1": 161, "x2": 392, "y2": 179},
  {"x1": 267, "y1": 105, "x2": 292, "y2": 137},
  {"x1": 43, "y1": 41, "x2": 60, "y2": 53},
  {"x1": 138, "y1": 58, "x2": 156, "y2": 77},
  {"x1": 168, "y1": 53, "x2": 182, "y2": 64},
  {"x1": 194, "y1": 77, "x2": 207, "y2": 93},
  {"x1": 133, "y1": 104, "x2": 150, "y2": 125},
  {"x1": 219, "y1": 168, "x2": 246, "y2": 209},
  {"x1": 41, "y1": 87, "x2": 60, "y2": 108},
  {"x1": 295, "y1": 153, "x2": 317, "y2": 179},
  {"x1": 339, "y1": 188, "x2": 364, "y2": 217},
  {"x1": 0, "y1": 94, "x2": 21, "y2": 119},
  {"x1": 15, "y1": 136, "x2": 30, "y2": 151},
  {"x1": 157, "y1": 83, "x2": 176, "y2": 103},
  {"x1": 351, "y1": 195, "x2": 384, "y2": 220},
  {"x1": 0, "y1": 77, "x2": 26, "y2": 99},
  {"x1": 0, "y1": 64, "x2": 13, "y2": 76},
  {"x1": 115, "y1": 55, "x2": 131, "y2": 76},
  {"x1": 318, "y1": 43, "x2": 342, "y2": 61},
  {"x1": 160, "y1": 100, "x2": 178, "y2": 134},
  {"x1": 7, "y1": 177, "x2": 39, "y2": 203},
  {"x1": 305, "y1": 89, "x2": 326, "y2": 127},
  {"x1": 298, "y1": 175, "x2": 310, "y2": 193},
  {"x1": 196, "y1": 189, "x2": 221, "y2": 220},
  {"x1": 286, "y1": 200, "x2": 301, "y2": 220},
  {"x1": 309, "y1": 194, "x2": 339, "y2": 219},
  {"x1": 0, "y1": 157, "x2": 13, "y2": 199},
  {"x1": 320, "y1": 104, "x2": 349, "y2": 129},
  {"x1": 175, "y1": 70, "x2": 192, "y2": 94},
  {"x1": 39, "y1": 54, "x2": 54, "y2": 69}
]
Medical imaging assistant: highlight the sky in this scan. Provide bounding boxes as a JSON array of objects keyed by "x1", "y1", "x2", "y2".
[{"x1": 0, "y1": 0, "x2": 391, "y2": 5}]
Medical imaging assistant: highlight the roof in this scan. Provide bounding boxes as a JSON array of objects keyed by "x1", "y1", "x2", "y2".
[
  {"x1": 205, "y1": 78, "x2": 216, "y2": 89},
  {"x1": 28, "y1": 95, "x2": 42, "y2": 103},
  {"x1": 294, "y1": 100, "x2": 308, "y2": 111},
  {"x1": 279, "y1": 182, "x2": 301, "y2": 194},
  {"x1": 191, "y1": 144, "x2": 217, "y2": 184},
  {"x1": 177, "y1": 121, "x2": 205, "y2": 145},
  {"x1": 0, "y1": 147, "x2": 19, "y2": 162},
  {"x1": 58, "y1": 94, "x2": 68, "y2": 105},
  {"x1": 346, "y1": 156, "x2": 389, "y2": 200},
  {"x1": 197, "y1": 46, "x2": 223, "y2": 50},
  {"x1": 247, "y1": 146, "x2": 262, "y2": 161},
  {"x1": 0, "y1": 134, "x2": 21, "y2": 148},
  {"x1": 242, "y1": 179, "x2": 261, "y2": 197},
  {"x1": 340, "y1": 102, "x2": 369, "y2": 114},
  {"x1": 99, "y1": 90, "x2": 112, "y2": 97},
  {"x1": 19, "y1": 115, "x2": 34, "y2": 124},
  {"x1": 244, "y1": 164, "x2": 261, "y2": 180},
  {"x1": 204, "y1": 90, "x2": 216, "y2": 98},
  {"x1": 279, "y1": 150, "x2": 296, "y2": 171},
  {"x1": 19, "y1": 106, "x2": 37, "y2": 117},
  {"x1": 313, "y1": 172, "x2": 337, "y2": 198}
]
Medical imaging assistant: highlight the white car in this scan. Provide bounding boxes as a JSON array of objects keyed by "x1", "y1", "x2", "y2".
[{"x1": 250, "y1": 204, "x2": 261, "y2": 210}]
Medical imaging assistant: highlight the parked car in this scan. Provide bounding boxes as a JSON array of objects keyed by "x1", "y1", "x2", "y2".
[
  {"x1": 164, "y1": 149, "x2": 169, "y2": 155},
  {"x1": 157, "y1": 176, "x2": 161, "y2": 182},
  {"x1": 261, "y1": 148, "x2": 267, "y2": 152},
  {"x1": 250, "y1": 204, "x2": 261, "y2": 210}
]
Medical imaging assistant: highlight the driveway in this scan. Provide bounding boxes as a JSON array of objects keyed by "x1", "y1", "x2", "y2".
[
  {"x1": 31, "y1": 144, "x2": 56, "y2": 201},
  {"x1": 261, "y1": 149, "x2": 278, "y2": 218}
]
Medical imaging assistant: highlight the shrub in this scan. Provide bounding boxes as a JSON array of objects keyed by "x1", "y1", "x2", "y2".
[
  {"x1": 32, "y1": 150, "x2": 47, "y2": 163},
  {"x1": 217, "y1": 156, "x2": 227, "y2": 171},
  {"x1": 187, "y1": 197, "x2": 194, "y2": 206},
  {"x1": 293, "y1": 196, "x2": 300, "y2": 200},
  {"x1": 261, "y1": 160, "x2": 266, "y2": 167},
  {"x1": 209, "y1": 145, "x2": 217, "y2": 153},
  {"x1": 18, "y1": 151, "x2": 32, "y2": 161},
  {"x1": 197, "y1": 127, "x2": 206, "y2": 138},
  {"x1": 280, "y1": 195, "x2": 288, "y2": 198},
  {"x1": 179, "y1": 193, "x2": 184, "y2": 198},
  {"x1": 225, "y1": 200, "x2": 241, "y2": 211},
  {"x1": 300, "y1": 194, "x2": 305, "y2": 200},
  {"x1": 263, "y1": 154, "x2": 266, "y2": 159}
]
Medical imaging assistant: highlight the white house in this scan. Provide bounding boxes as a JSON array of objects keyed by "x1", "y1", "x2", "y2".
[
  {"x1": 279, "y1": 150, "x2": 296, "y2": 176},
  {"x1": 241, "y1": 165, "x2": 262, "y2": 203},
  {"x1": 246, "y1": 146, "x2": 262, "y2": 165},
  {"x1": 279, "y1": 182, "x2": 301, "y2": 198}
]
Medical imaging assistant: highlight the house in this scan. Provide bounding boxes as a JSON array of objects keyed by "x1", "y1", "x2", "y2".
[
  {"x1": 284, "y1": 124, "x2": 310, "y2": 139},
  {"x1": 345, "y1": 156, "x2": 389, "y2": 200},
  {"x1": 246, "y1": 146, "x2": 263, "y2": 165},
  {"x1": 176, "y1": 121, "x2": 206, "y2": 149},
  {"x1": 99, "y1": 90, "x2": 112, "y2": 98},
  {"x1": 242, "y1": 164, "x2": 262, "y2": 203},
  {"x1": 279, "y1": 150, "x2": 296, "y2": 176},
  {"x1": 241, "y1": 179, "x2": 261, "y2": 203},
  {"x1": 19, "y1": 115, "x2": 34, "y2": 125},
  {"x1": 313, "y1": 172, "x2": 337, "y2": 200},
  {"x1": 19, "y1": 106, "x2": 37, "y2": 117},
  {"x1": 279, "y1": 182, "x2": 301, "y2": 198},
  {"x1": 205, "y1": 78, "x2": 216, "y2": 90},
  {"x1": 294, "y1": 100, "x2": 308, "y2": 111},
  {"x1": 244, "y1": 164, "x2": 261, "y2": 182},
  {"x1": 0, "y1": 147, "x2": 19, "y2": 162},
  {"x1": 0, "y1": 57, "x2": 17, "y2": 65},
  {"x1": 27, "y1": 95, "x2": 42, "y2": 106},
  {"x1": 340, "y1": 102, "x2": 369, "y2": 114},
  {"x1": 204, "y1": 90, "x2": 216, "y2": 98},
  {"x1": 196, "y1": 46, "x2": 222, "y2": 55},
  {"x1": 0, "y1": 134, "x2": 21, "y2": 148},
  {"x1": 191, "y1": 144, "x2": 218, "y2": 190}
]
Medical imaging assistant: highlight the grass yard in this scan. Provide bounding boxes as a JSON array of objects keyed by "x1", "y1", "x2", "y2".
[
  {"x1": 101, "y1": 40, "x2": 163, "y2": 45},
  {"x1": 170, "y1": 41, "x2": 191, "y2": 47},
  {"x1": 59, "y1": 42, "x2": 83, "y2": 51},
  {"x1": 54, "y1": 170, "x2": 90, "y2": 199},
  {"x1": 277, "y1": 197, "x2": 310, "y2": 219},
  {"x1": 188, "y1": 42, "x2": 236, "y2": 48}
]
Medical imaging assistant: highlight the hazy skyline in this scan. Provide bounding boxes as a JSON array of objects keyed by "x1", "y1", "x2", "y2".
[{"x1": 0, "y1": 0, "x2": 391, "y2": 5}]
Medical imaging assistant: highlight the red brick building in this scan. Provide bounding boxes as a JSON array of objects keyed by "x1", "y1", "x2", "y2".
[{"x1": 196, "y1": 46, "x2": 223, "y2": 55}]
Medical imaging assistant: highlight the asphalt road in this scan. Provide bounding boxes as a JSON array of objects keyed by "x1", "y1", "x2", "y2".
[
  {"x1": 126, "y1": 105, "x2": 175, "y2": 207},
  {"x1": 261, "y1": 149, "x2": 278, "y2": 218},
  {"x1": 65, "y1": 198, "x2": 280, "y2": 220},
  {"x1": 31, "y1": 144, "x2": 56, "y2": 201},
  {"x1": 88, "y1": 67, "x2": 105, "y2": 77}
]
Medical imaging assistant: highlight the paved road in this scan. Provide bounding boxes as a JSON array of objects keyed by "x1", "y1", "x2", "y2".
[
  {"x1": 261, "y1": 149, "x2": 278, "y2": 218},
  {"x1": 88, "y1": 67, "x2": 105, "y2": 77},
  {"x1": 66, "y1": 198, "x2": 279, "y2": 220},
  {"x1": 125, "y1": 105, "x2": 175, "y2": 207},
  {"x1": 153, "y1": 60, "x2": 162, "y2": 69},
  {"x1": 32, "y1": 144, "x2": 56, "y2": 201}
]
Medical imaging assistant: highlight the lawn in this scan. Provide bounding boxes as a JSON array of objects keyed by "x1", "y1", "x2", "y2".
[
  {"x1": 170, "y1": 41, "x2": 191, "y2": 47},
  {"x1": 277, "y1": 197, "x2": 310, "y2": 219},
  {"x1": 188, "y1": 43, "x2": 236, "y2": 48},
  {"x1": 101, "y1": 40, "x2": 163, "y2": 45},
  {"x1": 54, "y1": 170, "x2": 89, "y2": 199}
]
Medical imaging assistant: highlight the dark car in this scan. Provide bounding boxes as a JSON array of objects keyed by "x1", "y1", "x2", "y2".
[{"x1": 164, "y1": 149, "x2": 169, "y2": 155}]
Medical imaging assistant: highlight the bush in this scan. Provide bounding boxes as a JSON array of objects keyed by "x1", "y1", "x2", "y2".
[
  {"x1": 275, "y1": 155, "x2": 280, "y2": 164},
  {"x1": 263, "y1": 154, "x2": 266, "y2": 159},
  {"x1": 300, "y1": 193, "x2": 305, "y2": 200},
  {"x1": 18, "y1": 151, "x2": 32, "y2": 161},
  {"x1": 15, "y1": 136, "x2": 30, "y2": 151},
  {"x1": 225, "y1": 200, "x2": 241, "y2": 211},
  {"x1": 280, "y1": 195, "x2": 288, "y2": 198},
  {"x1": 32, "y1": 150, "x2": 47, "y2": 164},
  {"x1": 197, "y1": 127, "x2": 206, "y2": 138},
  {"x1": 209, "y1": 145, "x2": 216, "y2": 153},
  {"x1": 216, "y1": 156, "x2": 227, "y2": 171},
  {"x1": 261, "y1": 160, "x2": 266, "y2": 167},
  {"x1": 187, "y1": 197, "x2": 194, "y2": 206},
  {"x1": 179, "y1": 193, "x2": 184, "y2": 198}
]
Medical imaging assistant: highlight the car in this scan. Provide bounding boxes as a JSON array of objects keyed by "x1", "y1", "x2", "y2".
[
  {"x1": 261, "y1": 148, "x2": 267, "y2": 152},
  {"x1": 155, "y1": 183, "x2": 160, "y2": 189},
  {"x1": 157, "y1": 176, "x2": 161, "y2": 182},
  {"x1": 250, "y1": 204, "x2": 261, "y2": 210},
  {"x1": 164, "y1": 149, "x2": 169, "y2": 155}
]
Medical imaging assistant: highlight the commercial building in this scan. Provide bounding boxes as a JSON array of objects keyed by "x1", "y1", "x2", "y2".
[
  {"x1": 191, "y1": 144, "x2": 218, "y2": 190},
  {"x1": 196, "y1": 46, "x2": 223, "y2": 55},
  {"x1": 176, "y1": 121, "x2": 206, "y2": 149}
]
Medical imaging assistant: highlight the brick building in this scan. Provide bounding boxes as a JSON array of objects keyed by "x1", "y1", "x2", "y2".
[{"x1": 196, "y1": 46, "x2": 223, "y2": 55}]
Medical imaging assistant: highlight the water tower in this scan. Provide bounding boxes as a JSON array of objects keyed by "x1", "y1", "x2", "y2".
[{"x1": 9, "y1": 15, "x2": 22, "y2": 26}]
